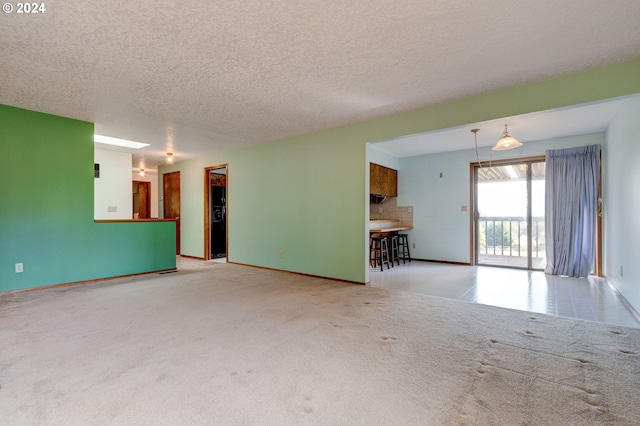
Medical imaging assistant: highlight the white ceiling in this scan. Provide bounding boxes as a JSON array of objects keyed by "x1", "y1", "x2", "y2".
[
  {"x1": 370, "y1": 97, "x2": 629, "y2": 157},
  {"x1": 2, "y1": 1, "x2": 640, "y2": 170}
]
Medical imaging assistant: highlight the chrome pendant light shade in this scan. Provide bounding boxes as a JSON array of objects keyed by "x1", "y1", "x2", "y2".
[{"x1": 492, "y1": 124, "x2": 522, "y2": 151}]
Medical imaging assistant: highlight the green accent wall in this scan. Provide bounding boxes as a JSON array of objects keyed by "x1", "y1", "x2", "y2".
[
  {"x1": 1, "y1": 104, "x2": 176, "y2": 293},
  {"x1": 162, "y1": 59, "x2": 640, "y2": 285}
]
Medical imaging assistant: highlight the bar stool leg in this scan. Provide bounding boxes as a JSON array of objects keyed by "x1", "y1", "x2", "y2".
[
  {"x1": 369, "y1": 237, "x2": 375, "y2": 268},
  {"x1": 387, "y1": 236, "x2": 393, "y2": 268},
  {"x1": 398, "y1": 234, "x2": 411, "y2": 263},
  {"x1": 371, "y1": 238, "x2": 380, "y2": 269},
  {"x1": 391, "y1": 234, "x2": 400, "y2": 266},
  {"x1": 380, "y1": 237, "x2": 390, "y2": 270}
]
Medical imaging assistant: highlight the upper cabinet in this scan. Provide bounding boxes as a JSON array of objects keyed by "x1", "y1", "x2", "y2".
[{"x1": 370, "y1": 163, "x2": 397, "y2": 196}]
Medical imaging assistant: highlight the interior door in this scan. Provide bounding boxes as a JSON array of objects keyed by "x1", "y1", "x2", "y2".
[
  {"x1": 163, "y1": 171, "x2": 180, "y2": 254},
  {"x1": 138, "y1": 182, "x2": 150, "y2": 219}
]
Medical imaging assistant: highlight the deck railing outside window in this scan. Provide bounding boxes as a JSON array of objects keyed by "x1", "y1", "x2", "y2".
[{"x1": 478, "y1": 216, "x2": 545, "y2": 260}]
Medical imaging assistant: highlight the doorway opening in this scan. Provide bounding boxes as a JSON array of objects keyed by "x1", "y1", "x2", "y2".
[
  {"x1": 132, "y1": 181, "x2": 150, "y2": 219},
  {"x1": 204, "y1": 165, "x2": 228, "y2": 261},
  {"x1": 471, "y1": 157, "x2": 546, "y2": 270}
]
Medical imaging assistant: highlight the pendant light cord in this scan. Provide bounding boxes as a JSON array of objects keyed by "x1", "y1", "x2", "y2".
[
  {"x1": 472, "y1": 128, "x2": 493, "y2": 171},
  {"x1": 472, "y1": 129, "x2": 482, "y2": 169}
]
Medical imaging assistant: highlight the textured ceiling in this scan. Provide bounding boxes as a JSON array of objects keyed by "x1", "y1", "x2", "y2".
[{"x1": 2, "y1": 0, "x2": 640, "y2": 169}]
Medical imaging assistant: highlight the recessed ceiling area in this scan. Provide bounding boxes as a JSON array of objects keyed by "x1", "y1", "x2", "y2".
[
  {"x1": 369, "y1": 97, "x2": 630, "y2": 158},
  {"x1": 2, "y1": 1, "x2": 640, "y2": 169}
]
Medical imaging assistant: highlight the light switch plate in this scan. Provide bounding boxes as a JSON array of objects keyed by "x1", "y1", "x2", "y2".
[{"x1": 108, "y1": 206, "x2": 117, "y2": 212}]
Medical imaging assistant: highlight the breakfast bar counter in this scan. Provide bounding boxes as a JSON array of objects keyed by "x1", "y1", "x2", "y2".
[{"x1": 369, "y1": 226, "x2": 413, "y2": 233}]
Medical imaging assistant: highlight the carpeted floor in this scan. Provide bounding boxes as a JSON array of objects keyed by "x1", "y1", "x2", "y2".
[{"x1": 1, "y1": 264, "x2": 639, "y2": 425}]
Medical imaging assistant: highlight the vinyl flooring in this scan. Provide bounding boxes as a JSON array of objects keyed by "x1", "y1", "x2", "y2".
[{"x1": 370, "y1": 260, "x2": 640, "y2": 328}]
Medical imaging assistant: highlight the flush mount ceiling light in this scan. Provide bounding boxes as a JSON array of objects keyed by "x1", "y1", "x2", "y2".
[
  {"x1": 139, "y1": 168, "x2": 145, "y2": 177},
  {"x1": 492, "y1": 124, "x2": 523, "y2": 151},
  {"x1": 94, "y1": 134, "x2": 150, "y2": 150},
  {"x1": 166, "y1": 152, "x2": 174, "y2": 163}
]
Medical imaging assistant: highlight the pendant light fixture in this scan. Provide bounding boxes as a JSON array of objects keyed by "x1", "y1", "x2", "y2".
[{"x1": 492, "y1": 124, "x2": 522, "y2": 151}]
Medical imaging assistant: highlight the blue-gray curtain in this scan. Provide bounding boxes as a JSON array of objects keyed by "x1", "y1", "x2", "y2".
[{"x1": 544, "y1": 144, "x2": 600, "y2": 277}]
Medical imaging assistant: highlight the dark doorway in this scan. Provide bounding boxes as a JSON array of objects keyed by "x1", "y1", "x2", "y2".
[
  {"x1": 204, "y1": 165, "x2": 228, "y2": 261},
  {"x1": 163, "y1": 171, "x2": 180, "y2": 254}
]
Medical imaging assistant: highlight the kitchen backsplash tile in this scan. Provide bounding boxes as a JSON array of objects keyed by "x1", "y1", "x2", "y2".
[{"x1": 370, "y1": 198, "x2": 413, "y2": 227}]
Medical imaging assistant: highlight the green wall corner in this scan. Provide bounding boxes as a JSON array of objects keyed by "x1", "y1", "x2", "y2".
[{"x1": 1, "y1": 104, "x2": 176, "y2": 292}]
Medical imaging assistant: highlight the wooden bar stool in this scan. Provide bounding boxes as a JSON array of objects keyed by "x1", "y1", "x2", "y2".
[
  {"x1": 390, "y1": 233, "x2": 400, "y2": 266},
  {"x1": 370, "y1": 234, "x2": 391, "y2": 271},
  {"x1": 398, "y1": 233, "x2": 411, "y2": 264}
]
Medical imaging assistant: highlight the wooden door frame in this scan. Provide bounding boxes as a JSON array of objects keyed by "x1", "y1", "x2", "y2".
[
  {"x1": 204, "y1": 164, "x2": 228, "y2": 261},
  {"x1": 595, "y1": 151, "x2": 603, "y2": 277}
]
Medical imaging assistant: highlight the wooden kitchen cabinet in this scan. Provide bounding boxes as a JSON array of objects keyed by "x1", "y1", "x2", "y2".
[{"x1": 370, "y1": 163, "x2": 397, "y2": 196}]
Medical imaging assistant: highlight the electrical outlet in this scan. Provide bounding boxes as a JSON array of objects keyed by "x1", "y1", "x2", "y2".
[
  {"x1": 407, "y1": 207, "x2": 412, "y2": 213},
  {"x1": 279, "y1": 250, "x2": 284, "y2": 258},
  {"x1": 107, "y1": 206, "x2": 117, "y2": 212},
  {"x1": 461, "y1": 205, "x2": 468, "y2": 212},
  {"x1": 439, "y1": 172, "x2": 443, "y2": 178},
  {"x1": 378, "y1": 207, "x2": 383, "y2": 213},
  {"x1": 15, "y1": 263, "x2": 23, "y2": 273},
  {"x1": 412, "y1": 243, "x2": 416, "y2": 249}
]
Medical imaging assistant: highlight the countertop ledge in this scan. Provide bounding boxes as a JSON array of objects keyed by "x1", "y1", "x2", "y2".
[
  {"x1": 94, "y1": 219, "x2": 177, "y2": 223},
  {"x1": 370, "y1": 226, "x2": 413, "y2": 233}
]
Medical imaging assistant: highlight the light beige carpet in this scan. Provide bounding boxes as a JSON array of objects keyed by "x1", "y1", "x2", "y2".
[{"x1": 1, "y1": 264, "x2": 639, "y2": 425}]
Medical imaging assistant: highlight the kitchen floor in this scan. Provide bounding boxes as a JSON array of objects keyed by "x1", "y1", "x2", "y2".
[{"x1": 369, "y1": 261, "x2": 640, "y2": 328}]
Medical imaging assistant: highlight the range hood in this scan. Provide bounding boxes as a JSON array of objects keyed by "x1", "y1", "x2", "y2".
[{"x1": 370, "y1": 194, "x2": 389, "y2": 204}]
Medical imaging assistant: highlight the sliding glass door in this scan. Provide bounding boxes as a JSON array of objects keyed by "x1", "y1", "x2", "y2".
[{"x1": 473, "y1": 158, "x2": 546, "y2": 270}]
